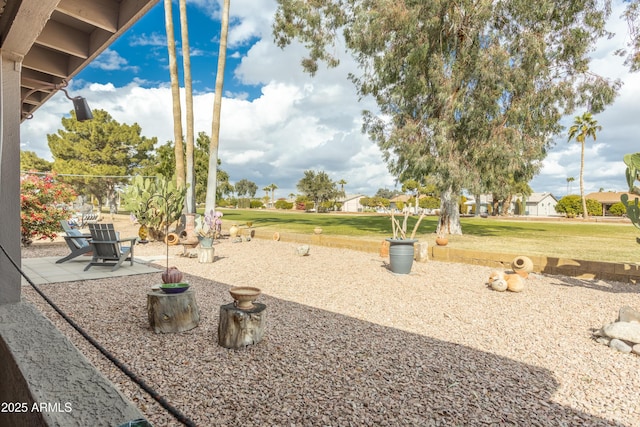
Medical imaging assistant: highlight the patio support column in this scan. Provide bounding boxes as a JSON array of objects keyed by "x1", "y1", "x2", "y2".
[{"x1": 0, "y1": 50, "x2": 22, "y2": 304}]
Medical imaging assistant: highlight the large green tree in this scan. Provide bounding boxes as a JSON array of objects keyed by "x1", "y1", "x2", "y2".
[
  {"x1": 20, "y1": 151, "x2": 52, "y2": 172},
  {"x1": 274, "y1": 0, "x2": 620, "y2": 235},
  {"x1": 297, "y1": 170, "x2": 338, "y2": 211},
  {"x1": 47, "y1": 109, "x2": 156, "y2": 210},
  {"x1": 568, "y1": 112, "x2": 602, "y2": 219},
  {"x1": 146, "y1": 132, "x2": 231, "y2": 204}
]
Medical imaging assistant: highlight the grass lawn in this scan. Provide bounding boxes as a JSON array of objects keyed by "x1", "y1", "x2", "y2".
[{"x1": 215, "y1": 209, "x2": 640, "y2": 264}]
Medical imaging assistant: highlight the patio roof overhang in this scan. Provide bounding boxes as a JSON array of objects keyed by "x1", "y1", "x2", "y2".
[{"x1": 0, "y1": 0, "x2": 159, "y2": 122}]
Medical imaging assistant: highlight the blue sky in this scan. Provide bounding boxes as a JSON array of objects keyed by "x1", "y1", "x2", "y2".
[{"x1": 20, "y1": 0, "x2": 640, "y2": 202}]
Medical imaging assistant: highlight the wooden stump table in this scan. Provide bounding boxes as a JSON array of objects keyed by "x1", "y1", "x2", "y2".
[
  {"x1": 147, "y1": 289, "x2": 200, "y2": 333},
  {"x1": 218, "y1": 303, "x2": 266, "y2": 349}
]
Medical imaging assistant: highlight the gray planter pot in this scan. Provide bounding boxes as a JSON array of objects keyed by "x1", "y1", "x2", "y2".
[{"x1": 386, "y1": 238, "x2": 417, "y2": 274}]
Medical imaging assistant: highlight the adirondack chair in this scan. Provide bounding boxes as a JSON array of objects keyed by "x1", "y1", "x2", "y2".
[
  {"x1": 56, "y1": 220, "x2": 93, "y2": 264},
  {"x1": 84, "y1": 223, "x2": 137, "y2": 272}
]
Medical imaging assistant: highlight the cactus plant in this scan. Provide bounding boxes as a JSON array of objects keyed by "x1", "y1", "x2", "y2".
[
  {"x1": 122, "y1": 174, "x2": 186, "y2": 239},
  {"x1": 621, "y1": 153, "x2": 640, "y2": 241}
]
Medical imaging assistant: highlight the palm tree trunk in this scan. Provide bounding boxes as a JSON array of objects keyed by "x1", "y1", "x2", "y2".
[
  {"x1": 205, "y1": 0, "x2": 230, "y2": 213},
  {"x1": 179, "y1": 0, "x2": 196, "y2": 213},
  {"x1": 164, "y1": 0, "x2": 185, "y2": 190},
  {"x1": 580, "y1": 141, "x2": 588, "y2": 219}
]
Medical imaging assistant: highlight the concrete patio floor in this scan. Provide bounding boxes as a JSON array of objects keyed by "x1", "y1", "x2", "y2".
[{"x1": 21, "y1": 256, "x2": 163, "y2": 285}]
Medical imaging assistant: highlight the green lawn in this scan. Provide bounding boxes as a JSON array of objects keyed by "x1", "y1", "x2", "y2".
[{"x1": 216, "y1": 209, "x2": 640, "y2": 263}]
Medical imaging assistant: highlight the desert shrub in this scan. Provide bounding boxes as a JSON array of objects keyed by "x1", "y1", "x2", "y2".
[{"x1": 275, "y1": 200, "x2": 293, "y2": 209}]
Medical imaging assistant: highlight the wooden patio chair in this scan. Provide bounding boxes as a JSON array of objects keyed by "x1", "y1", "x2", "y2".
[
  {"x1": 84, "y1": 223, "x2": 137, "y2": 272},
  {"x1": 56, "y1": 220, "x2": 93, "y2": 264}
]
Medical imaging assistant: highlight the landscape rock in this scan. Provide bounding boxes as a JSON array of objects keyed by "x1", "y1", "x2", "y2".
[
  {"x1": 618, "y1": 306, "x2": 640, "y2": 323},
  {"x1": 594, "y1": 336, "x2": 611, "y2": 346},
  {"x1": 609, "y1": 339, "x2": 632, "y2": 354},
  {"x1": 295, "y1": 245, "x2": 310, "y2": 256},
  {"x1": 633, "y1": 344, "x2": 640, "y2": 356},
  {"x1": 602, "y1": 321, "x2": 640, "y2": 345}
]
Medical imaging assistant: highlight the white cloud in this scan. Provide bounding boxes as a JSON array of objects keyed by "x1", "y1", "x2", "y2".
[
  {"x1": 90, "y1": 49, "x2": 139, "y2": 73},
  {"x1": 129, "y1": 32, "x2": 167, "y2": 47}
]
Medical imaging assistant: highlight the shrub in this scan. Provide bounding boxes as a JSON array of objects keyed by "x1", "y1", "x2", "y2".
[
  {"x1": 20, "y1": 173, "x2": 76, "y2": 246},
  {"x1": 275, "y1": 200, "x2": 293, "y2": 209},
  {"x1": 250, "y1": 199, "x2": 264, "y2": 209},
  {"x1": 555, "y1": 195, "x2": 602, "y2": 216},
  {"x1": 609, "y1": 202, "x2": 626, "y2": 216},
  {"x1": 419, "y1": 196, "x2": 440, "y2": 210}
]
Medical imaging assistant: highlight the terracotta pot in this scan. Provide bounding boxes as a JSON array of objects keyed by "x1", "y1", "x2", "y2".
[
  {"x1": 435, "y1": 236, "x2": 448, "y2": 246},
  {"x1": 229, "y1": 224, "x2": 239, "y2": 238},
  {"x1": 511, "y1": 256, "x2": 533, "y2": 278}
]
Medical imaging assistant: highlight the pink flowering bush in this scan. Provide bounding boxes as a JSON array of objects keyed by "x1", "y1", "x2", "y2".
[{"x1": 20, "y1": 173, "x2": 76, "y2": 246}]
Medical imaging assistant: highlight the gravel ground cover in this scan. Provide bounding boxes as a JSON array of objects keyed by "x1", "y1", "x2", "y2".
[{"x1": 21, "y1": 236, "x2": 640, "y2": 426}]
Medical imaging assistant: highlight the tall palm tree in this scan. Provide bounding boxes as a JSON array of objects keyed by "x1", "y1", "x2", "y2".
[
  {"x1": 566, "y1": 176, "x2": 575, "y2": 195},
  {"x1": 205, "y1": 0, "x2": 230, "y2": 213},
  {"x1": 179, "y1": 0, "x2": 195, "y2": 213},
  {"x1": 163, "y1": 0, "x2": 185, "y2": 190},
  {"x1": 568, "y1": 112, "x2": 601, "y2": 219},
  {"x1": 262, "y1": 186, "x2": 270, "y2": 200},
  {"x1": 269, "y1": 183, "x2": 278, "y2": 207},
  {"x1": 337, "y1": 179, "x2": 347, "y2": 198}
]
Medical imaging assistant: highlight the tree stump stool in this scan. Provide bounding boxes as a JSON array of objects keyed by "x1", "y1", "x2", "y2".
[
  {"x1": 147, "y1": 289, "x2": 200, "y2": 333},
  {"x1": 198, "y1": 247, "x2": 215, "y2": 263},
  {"x1": 218, "y1": 303, "x2": 266, "y2": 349}
]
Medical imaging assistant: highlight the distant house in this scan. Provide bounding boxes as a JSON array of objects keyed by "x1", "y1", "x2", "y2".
[
  {"x1": 585, "y1": 191, "x2": 635, "y2": 216},
  {"x1": 389, "y1": 194, "x2": 411, "y2": 211},
  {"x1": 523, "y1": 192, "x2": 558, "y2": 216},
  {"x1": 340, "y1": 194, "x2": 366, "y2": 212},
  {"x1": 464, "y1": 193, "x2": 558, "y2": 216}
]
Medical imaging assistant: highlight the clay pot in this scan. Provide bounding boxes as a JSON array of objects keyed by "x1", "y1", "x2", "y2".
[
  {"x1": 229, "y1": 224, "x2": 239, "y2": 238},
  {"x1": 165, "y1": 233, "x2": 179, "y2": 246},
  {"x1": 511, "y1": 256, "x2": 533, "y2": 278},
  {"x1": 162, "y1": 266, "x2": 183, "y2": 284},
  {"x1": 314, "y1": 226, "x2": 323, "y2": 234},
  {"x1": 435, "y1": 236, "x2": 448, "y2": 246}
]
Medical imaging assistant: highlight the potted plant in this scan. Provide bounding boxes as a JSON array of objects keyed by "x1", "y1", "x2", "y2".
[
  {"x1": 386, "y1": 210, "x2": 425, "y2": 274},
  {"x1": 194, "y1": 210, "x2": 222, "y2": 247}
]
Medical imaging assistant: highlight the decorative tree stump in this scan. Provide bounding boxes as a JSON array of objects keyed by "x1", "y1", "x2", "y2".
[
  {"x1": 198, "y1": 247, "x2": 215, "y2": 263},
  {"x1": 147, "y1": 289, "x2": 200, "y2": 333},
  {"x1": 218, "y1": 303, "x2": 266, "y2": 349}
]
